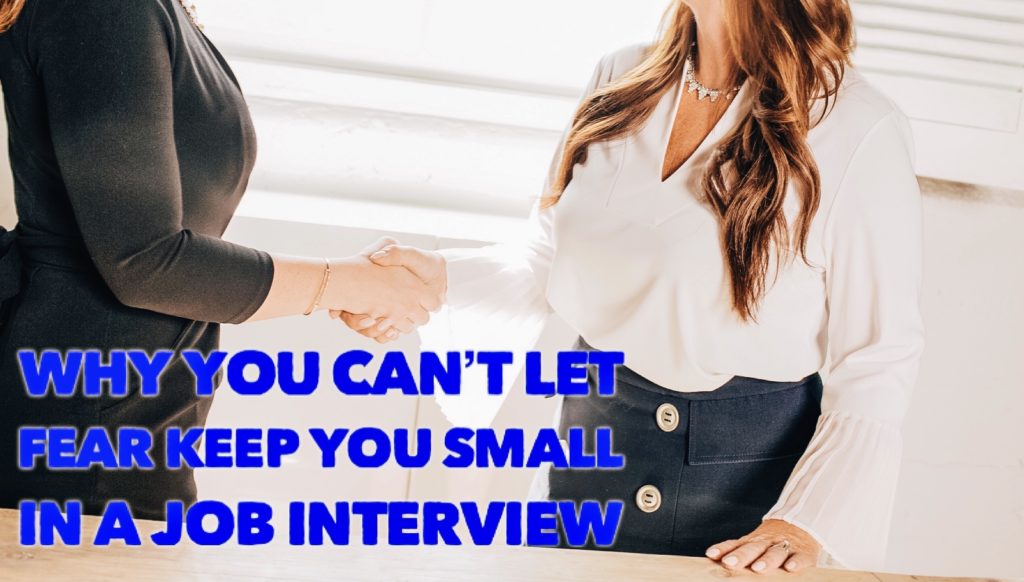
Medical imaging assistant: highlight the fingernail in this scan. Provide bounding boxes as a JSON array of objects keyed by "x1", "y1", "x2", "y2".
[
  {"x1": 359, "y1": 318, "x2": 375, "y2": 327},
  {"x1": 378, "y1": 320, "x2": 393, "y2": 331},
  {"x1": 371, "y1": 250, "x2": 388, "y2": 259},
  {"x1": 723, "y1": 556, "x2": 738, "y2": 567},
  {"x1": 752, "y1": 561, "x2": 766, "y2": 572},
  {"x1": 705, "y1": 548, "x2": 720, "y2": 558},
  {"x1": 785, "y1": 561, "x2": 798, "y2": 571},
  {"x1": 387, "y1": 330, "x2": 398, "y2": 339}
]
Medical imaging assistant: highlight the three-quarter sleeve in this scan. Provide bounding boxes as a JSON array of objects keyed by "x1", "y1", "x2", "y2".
[
  {"x1": 419, "y1": 56, "x2": 612, "y2": 428},
  {"x1": 764, "y1": 110, "x2": 926, "y2": 570},
  {"x1": 33, "y1": 0, "x2": 273, "y2": 324}
]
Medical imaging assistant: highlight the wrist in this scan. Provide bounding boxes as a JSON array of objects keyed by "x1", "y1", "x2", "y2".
[{"x1": 322, "y1": 256, "x2": 366, "y2": 314}]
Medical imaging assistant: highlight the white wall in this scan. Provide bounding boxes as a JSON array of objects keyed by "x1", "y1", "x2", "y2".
[{"x1": 888, "y1": 179, "x2": 1024, "y2": 579}]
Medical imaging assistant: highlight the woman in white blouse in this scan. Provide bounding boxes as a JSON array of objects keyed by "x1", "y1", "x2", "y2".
[{"x1": 339, "y1": 0, "x2": 924, "y2": 574}]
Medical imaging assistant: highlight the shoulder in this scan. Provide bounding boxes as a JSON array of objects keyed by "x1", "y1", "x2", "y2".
[
  {"x1": 30, "y1": 0, "x2": 174, "y2": 21},
  {"x1": 592, "y1": 43, "x2": 651, "y2": 87},
  {"x1": 26, "y1": 0, "x2": 178, "y2": 63},
  {"x1": 811, "y1": 68, "x2": 921, "y2": 229},
  {"x1": 812, "y1": 68, "x2": 914, "y2": 158},
  {"x1": 810, "y1": 67, "x2": 917, "y2": 190},
  {"x1": 28, "y1": 0, "x2": 176, "y2": 39}
]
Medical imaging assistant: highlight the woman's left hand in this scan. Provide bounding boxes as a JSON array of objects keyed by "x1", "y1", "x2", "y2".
[{"x1": 705, "y1": 519, "x2": 821, "y2": 575}]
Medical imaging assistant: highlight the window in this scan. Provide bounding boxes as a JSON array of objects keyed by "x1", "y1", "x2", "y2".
[
  {"x1": 200, "y1": 0, "x2": 1023, "y2": 239},
  {"x1": 852, "y1": 0, "x2": 1023, "y2": 191}
]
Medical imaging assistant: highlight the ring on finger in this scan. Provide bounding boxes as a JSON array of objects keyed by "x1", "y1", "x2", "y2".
[{"x1": 774, "y1": 539, "x2": 792, "y2": 552}]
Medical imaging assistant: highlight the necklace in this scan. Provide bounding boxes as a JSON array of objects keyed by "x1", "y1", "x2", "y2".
[
  {"x1": 684, "y1": 45, "x2": 741, "y2": 103},
  {"x1": 177, "y1": 0, "x2": 204, "y2": 31}
]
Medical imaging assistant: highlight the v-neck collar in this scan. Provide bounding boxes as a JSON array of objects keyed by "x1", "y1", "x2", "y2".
[{"x1": 658, "y1": 58, "x2": 752, "y2": 185}]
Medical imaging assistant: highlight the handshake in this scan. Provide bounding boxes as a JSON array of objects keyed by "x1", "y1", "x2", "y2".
[{"x1": 328, "y1": 237, "x2": 447, "y2": 343}]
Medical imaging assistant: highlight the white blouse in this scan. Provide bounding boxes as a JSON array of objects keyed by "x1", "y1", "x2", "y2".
[{"x1": 420, "y1": 44, "x2": 924, "y2": 570}]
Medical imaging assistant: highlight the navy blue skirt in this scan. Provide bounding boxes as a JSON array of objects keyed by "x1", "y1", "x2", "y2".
[{"x1": 548, "y1": 338, "x2": 822, "y2": 556}]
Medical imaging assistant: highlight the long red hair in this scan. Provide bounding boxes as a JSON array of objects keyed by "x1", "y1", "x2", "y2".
[
  {"x1": 545, "y1": 0, "x2": 855, "y2": 320},
  {"x1": 0, "y1": 0, "x2": 25, "y2": 32}
]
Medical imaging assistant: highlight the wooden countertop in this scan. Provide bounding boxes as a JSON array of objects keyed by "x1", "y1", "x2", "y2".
[{"x1": 0, "y1": 509, "x2": 1003, "y2": 582}]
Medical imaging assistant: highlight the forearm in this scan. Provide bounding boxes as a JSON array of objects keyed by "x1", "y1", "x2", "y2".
[{"x1": 246, "y1": 249, "x2": 437, "y2": 324}]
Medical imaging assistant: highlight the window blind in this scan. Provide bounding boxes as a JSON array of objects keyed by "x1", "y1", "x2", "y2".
[
  {"x1": 852, "y1": 0, "x2": 1023, "y2": 189},
  {"x1": 202, "y1": 0, "x2": 1023, "y2": 217}
]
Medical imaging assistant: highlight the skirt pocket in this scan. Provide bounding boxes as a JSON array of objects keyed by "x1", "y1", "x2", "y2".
[{"x1": 687, "y1": 379, "x2": 821, "y2": 466}]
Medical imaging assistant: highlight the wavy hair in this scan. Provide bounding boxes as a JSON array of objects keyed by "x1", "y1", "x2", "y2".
[
  {"x1": 0, "y1": 0, "x2": 25, "y2": 33},
  {"x1": 545, "y1": 0, "x2": 854, "y2": 320}
]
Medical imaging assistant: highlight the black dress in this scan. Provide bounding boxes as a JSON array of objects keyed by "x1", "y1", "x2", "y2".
[{"x1": 0, "y1": 0, "x2": 274, "y2": 519}]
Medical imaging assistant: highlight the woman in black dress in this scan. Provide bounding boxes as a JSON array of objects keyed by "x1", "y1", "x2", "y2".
[{"x1": 0, "y1": 0, "x2": 442, "y2": 520}]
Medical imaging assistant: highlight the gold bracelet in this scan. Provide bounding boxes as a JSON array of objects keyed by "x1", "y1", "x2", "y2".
[{"x1": 304, "y1": 258, "x2": 332, "y2": 316}]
